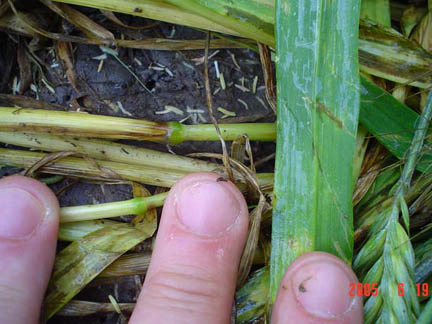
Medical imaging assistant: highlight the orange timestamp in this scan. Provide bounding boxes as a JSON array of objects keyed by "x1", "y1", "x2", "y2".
[{"x1": 349, "y1": 283, "x2": 430, "y2": 297}]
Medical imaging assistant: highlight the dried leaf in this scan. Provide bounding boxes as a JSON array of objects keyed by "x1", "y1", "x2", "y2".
[
  {"x1": 56, "y1": 40, "x2": 79, "y2": 93},
  {"x1": 41, "y1": 0, "x2": 115, "y2": 42},
  {"x1": 56, "y1": 300, "x2": 135, "y2": 317},
  {"x1": 401, "y1": 6, "x2": 428, "y2": 37},
  {"x1": 44, "y1": 223, "x2": 152, "y2": 318},
  {"x1": 45, "y1": 181, "x2": 158, "y2": 318},
  {"x1": 131, "y1": 182, "x2": 157, "y2": 235},
  {"x1": 231, "y1": 135, "x2": 247, "y2": 164},
  {"x1": 99, "y1": 252, "x2": 151, "y2": 278},
  {"x1": 17, "y1": 40, "x2": 31, "y2": 94},
  {"x1": 257, "y1": 43, "x2": 276, "y2": 114},
  {"x1": 203, "y1": 32, "x2": 233, "y2": 181},
  {"x1": 58, "y1": 219, "x2": 120, "y2": 241}
]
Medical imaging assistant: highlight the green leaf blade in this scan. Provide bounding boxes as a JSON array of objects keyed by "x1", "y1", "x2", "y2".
[{"x1": 270, "y1": 0, "x2": 361, "y2": 303}]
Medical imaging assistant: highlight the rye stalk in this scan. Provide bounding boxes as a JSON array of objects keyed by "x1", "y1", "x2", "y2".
[
  {"x1": 0, "y1": 107, "x2": 275, "y2": 143},
  {"x1": 0, "y1": 131, "x2": 218, "y2": 173},
  {"x1": 0, "y1": 147, "x2": 188, "y2": 188},
  {"x1": 353, "y1": 90, "x2": 432, "y2": 323},
  {"x1": 0, "y1": 148, "x2": 274, "y2": 189},
  {"x1": 2, "y1": 74, "x2": 431, "y2": 173}
]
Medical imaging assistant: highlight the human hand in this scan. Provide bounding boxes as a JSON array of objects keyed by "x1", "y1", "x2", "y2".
[{"x1": 0, "y1": 173, "x2": 363, "y2": 323}]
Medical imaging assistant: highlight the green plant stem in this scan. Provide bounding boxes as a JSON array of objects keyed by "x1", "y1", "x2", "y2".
[
  {"x1": 392, "y1": 91, "x2": 432, "y2": 203},
  {"x1": 354, "y1": 90, "x2": 432, "y2": 323},
  {"x1": 60, "y1": 193, "x2": 167, "y2": 223},
  {"x1": 176, "y1": 122, "x2": 276, "y2": 143},
  {"x1": 1, "y1": 76, "x2": 431, "y2": 169},
  {"x1": 39, "y1": 175, "x2": 64, "y2": 185},
  {"x1": 0, "y1": 107, "x2": 275, "y2": 143},
  {"x1": 387, "y1": 88, "x2": 432, "y2": 226}
]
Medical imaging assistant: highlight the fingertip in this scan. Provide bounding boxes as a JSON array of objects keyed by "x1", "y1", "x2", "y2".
[
  {"x1": 272, "y1": 252, "x2": 363, "y2": 324},
  {"x1": 0, "y1": 175, "x2": 59, "y2": 217},
  {"x1": 131, "y1": 172, "x2": 249, "y2": 324},
  {"x1": 169, "y1": 172, "x2": 249, "y2": 236},
  {"x1": 0, "y1": 175, "x2": 59, "y2": 323}
]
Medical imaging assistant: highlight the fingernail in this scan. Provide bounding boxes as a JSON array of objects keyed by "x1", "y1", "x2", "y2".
[
  {"x1": 175, "y1": 180, "x2": 241, "y2": 236},
  {"x1": 0, "y1": 188, "x2": 45, "y2": 239},
  {"x1": 292, "y1": 261, "x2": 355, "y2": 318}
]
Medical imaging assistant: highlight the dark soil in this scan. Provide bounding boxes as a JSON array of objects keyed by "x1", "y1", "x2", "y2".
[{"x1": 0, "y1": 7, "x2": 275, "y2": 323}]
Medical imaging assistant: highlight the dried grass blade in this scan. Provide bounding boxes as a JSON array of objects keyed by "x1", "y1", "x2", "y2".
[
  {"x1": 56, "y1": 300, "x2": 135, "y2": 317},
  {"x1": 0, "y1": 131, "x2": 218, "y2": 173},
  {"x1": 99, "y1": 252, "x2": 150, "y2": 278},
  {"x1": 0, "y1": 147, "x2": 188, "y2": 187},
  {"x1": 58, "y1": 219, "x2": 120, "y2": 241},
  {"x1": 41, "y1": 0, "x2": 115, "y2": 41},
  {"x1": 44, "y1": 222, "x2": 154, "y2": 318}
]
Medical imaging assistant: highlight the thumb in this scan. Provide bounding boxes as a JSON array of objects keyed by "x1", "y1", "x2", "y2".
[
  {"x1": 271, "y1": 252, "x2": 363, "y2": 324},
  {"x1": 0, "y1": 176, "x2": 59, "y2": 324}
]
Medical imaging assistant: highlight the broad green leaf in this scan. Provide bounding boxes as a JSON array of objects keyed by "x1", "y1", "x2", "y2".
[
  {"x1": 359, "y1": 76, "x2": 432, "y2": 173},
  {"x1": 361, "y1": 0, "x2": 391, "y2": 27},
  {"x1": 164, "y1": 0, "x2": 274, "y2": 46},
  {"x1": 270, "y1": 0, "x2": 360, "y2": 302}
]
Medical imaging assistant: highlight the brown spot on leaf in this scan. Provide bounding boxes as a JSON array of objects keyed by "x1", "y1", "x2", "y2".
[{"x1": 315, "y1": 101, "x2": 343, "y2": 129}]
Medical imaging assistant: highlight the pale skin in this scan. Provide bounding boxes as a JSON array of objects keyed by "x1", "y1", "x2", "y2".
[{"x1": 0, "y1": 172, "x2": 363, "y2": 323}]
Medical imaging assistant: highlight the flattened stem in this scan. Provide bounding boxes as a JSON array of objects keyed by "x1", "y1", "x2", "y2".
[
  {"x1": 0, "y1": 107, "x2": 275, "y2": 144},
  {"x1": 270, "y1": 0, "x2": 360, "y2": 305},
  {"x1": 0, "y1": 131, "x2": 218, "y2": 173},
  {"x1": 0, "y1": 107, "x2": 171, "y2": 142}
]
